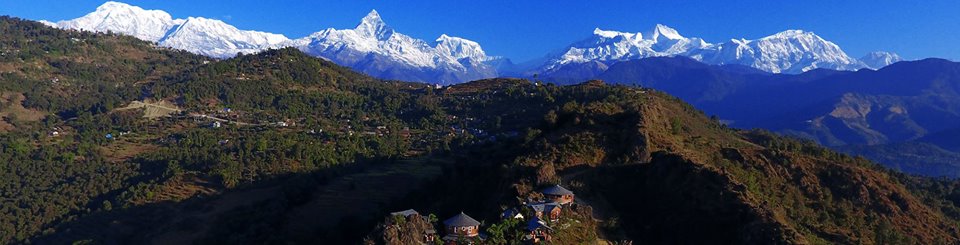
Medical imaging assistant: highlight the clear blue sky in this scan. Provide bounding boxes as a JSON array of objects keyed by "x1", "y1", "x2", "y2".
[{"x1": 1, "y1": 0, "x2": 958, "y2": 62}]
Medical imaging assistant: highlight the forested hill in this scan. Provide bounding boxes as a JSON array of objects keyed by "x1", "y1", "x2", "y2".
[
  {"x1": 0, "y1": 16, "x2": 439, "y2": 242},
  {"x1": 1, "y1": 16, "x2": 960, "y2": 244}
]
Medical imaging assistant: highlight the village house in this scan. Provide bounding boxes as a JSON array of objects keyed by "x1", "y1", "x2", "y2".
[
  {"x1": 527, "y1": 202, "x2": 562, "y2": 222},
  {"x1": 390, "y1": 209, "x2": 437, "y2": 244},
  {"x1": 525, "y1": 217, "x2": 553, "y2": 243},
  {"x1": 49, "y1": 127, "x2": 62, "y2": 137},
  {"x1": 540, "y1": 185, "x2": 575, "y2": 205},
  {"x1": 442, "y1": 212, "x2": 482, "y2": 243},
  {"x1": 501, "y1": 208, "x2": 524, "y2": 220}
]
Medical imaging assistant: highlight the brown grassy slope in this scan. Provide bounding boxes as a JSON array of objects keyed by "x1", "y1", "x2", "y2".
[
  {"x1": 641, "y1": 90, "x2": 958, "y2": 243},
  {"x1": 0, "y1": 92, "x2": 45, "y2": 131},
  {"x1": 515, "y1": 83, "x2": 960, "y2": 244}
]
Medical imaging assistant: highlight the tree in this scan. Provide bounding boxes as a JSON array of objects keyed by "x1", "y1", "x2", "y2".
[
  {"x1": 486, "y1": 217, "x2": 523, "y2": 245},
  {"x1": 671, "y1": 117, "x2": 683, "y2": 135},
  {"x1": 101, "y1": 200, "x2": 112, "y2": 211},
  {"x1": 544, "y1": 110, "x2": 558, "y2": 126}
]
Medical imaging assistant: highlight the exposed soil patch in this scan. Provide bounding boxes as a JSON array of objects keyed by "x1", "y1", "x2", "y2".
[
  {"x1": 0, "y1": 92, "x2": 46, "y2": 132},
  {"x1": 117, "y1": 100, "x2": 181, "y2": 118},
  {"x1": 0, "y1": 62, "x2": 19, "y2": 74},
  {"x1": 100, "y1": 140, "x2": 159, "y2": 163}
]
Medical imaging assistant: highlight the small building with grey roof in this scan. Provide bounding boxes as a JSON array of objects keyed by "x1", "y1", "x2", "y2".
[{"x1": 442, "y1": 212, "x2": 481, "y2": 242}]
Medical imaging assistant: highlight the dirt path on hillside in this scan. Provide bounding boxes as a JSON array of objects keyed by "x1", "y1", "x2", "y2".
[{"x1": 189, "y1": 113, "x2": 261, "y2": 126}]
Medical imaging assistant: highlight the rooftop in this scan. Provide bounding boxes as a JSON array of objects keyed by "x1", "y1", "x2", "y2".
[
  {"x1": 527, "y1": 202, "x2": 560, "y2": 212},
  {"x1": 444, "y1": 212, "x2": 481, "y2": 227},
  {"x1": 526, "y1": 217, "x2": 552, "y2": 231},
  {"x1": 390, "y1": 209, "x2": 420, "y2": 217},
  {"x1": 541, "y1": 185, "x2": 574, "y2": 195}
]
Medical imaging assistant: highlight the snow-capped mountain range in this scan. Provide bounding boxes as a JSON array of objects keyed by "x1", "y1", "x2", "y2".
[
  {"x1": 41, "y1": 1, "x2": 904, "y2": 84},
  {"x1": 539, "y1": 25, "x2": 900, "y2": 77},
  {"x1": 43, "y1": 1, "x2": 288, "y2": 58},
  {"x1": 42, "y1": 2, "x2": 497, "y2": 84}
]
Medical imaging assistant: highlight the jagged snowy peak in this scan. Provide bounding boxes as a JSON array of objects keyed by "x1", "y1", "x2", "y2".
[
  {"x1": 547, "y1": 24, "x2": 708, "y2": 71},
  {"x1": 860, "y1": 51, "x2": 903, "y2": 69},
  {"x1": 542, "y1": 26, "x2": 883, "y2": 75},
  {"x1": 591, "y1": 28, "x2": 642, "y2": 40},
  {"x1": 291, "y1": 11, "x2": 440, "y2": 68},
  {"x1": 53, "y1": 1, "x2": 181, "y2": 42},
  {"x1": 549, "y1": 28, "x2": 652, "y2": 69},
  {"x1": 160, "y1": 17, "x2": 288, "y2": 58},
  {"x1": 45, "y1": 1, "x2": 288, "y2": 58},
  {"x1": 649, "y1": 24, "x2": 711, "y2": 56},
  {"x1": 651, "y1": 24, "x2": 683, "y2": 41},
  {"x1": 290, "y1": 10, "x2": 498, "y2": 83},
  {"x1": 354, "y1": 10, "x2": 394, "y2": 40},
  {"x1": 704, "y1": 30, "x2": 863, "y2": 73},
  {"x1": 434, "y1": 34, "x2": 492, "y2": 62}
]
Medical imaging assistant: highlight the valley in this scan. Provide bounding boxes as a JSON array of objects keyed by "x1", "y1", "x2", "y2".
[{"x1": 1, "y1": 4, "x2": 960, "y2": 244}]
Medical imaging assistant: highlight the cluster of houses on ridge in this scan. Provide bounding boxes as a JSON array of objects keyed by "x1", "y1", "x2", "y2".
[{"x1": 387, "y1": 185, "x2": 577, "y2": 244}]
